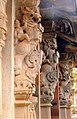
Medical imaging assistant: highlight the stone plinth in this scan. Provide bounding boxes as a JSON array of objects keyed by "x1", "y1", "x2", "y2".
[
  {"x1": 60, "y1": 105, "x2": 67, "y2": 119},
  {"x1": 0, "y1": 0, "x2": 7, "y2": 115},
  {"x1": 15, "y1": 96, "x2": 37, "y2": 119},
  {"x1": 66, "y1": 106, "x2": 71, "y2": 119},
  {"x1": 15, "y1": 100, "x2": 31, "y2": 119},
  {"x1": 41, "y1": 103, "x2": 52, "y2": 119}
]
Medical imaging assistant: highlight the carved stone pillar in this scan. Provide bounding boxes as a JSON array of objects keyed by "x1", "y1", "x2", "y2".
[
  {"x1": 40, "y1": 22, "x2": 59, "y2": 119},
  {"x1": 59, "y1": 60, "x2": 69, "y2": 119},
  {"x1": 14, "y1": 0, "x2": 43, "y2": 119},
  {"x1": 0, "y1": 0, "x2": 7, "y2": 115},
  {"x1": 59, "y1": 52, "x2": 74, "y2": 119},
  {"x1": 66, "y1": 60, "x2": 74, "y2": 119}
]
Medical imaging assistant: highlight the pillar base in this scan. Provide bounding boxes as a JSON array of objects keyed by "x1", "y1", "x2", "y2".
[
  {"x1": 66, "y1": 106, "x2": 71, "y2": 119},
  {"x1": 41, "y1": 103, "x2": 52, "y2": 119},
  {"x1": 15, "y1": 96, "x2": 37, "y2": 119},
  {"x1": 15, "y1": 100, "x2": 31, "y2": 119},
  {"x1": 60, "y1": 105, "x2": 67, "y2": 119}
]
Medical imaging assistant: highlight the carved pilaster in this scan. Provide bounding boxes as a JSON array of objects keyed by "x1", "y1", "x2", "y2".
[
  {"x1": 14, "y1": 0, "x2": 43, "y2": 118},
  {"x1": 59, "y1": 52, "x2": 75, "y2": 119},
  {"x1": 40, "y1": 22, "x2": 59, "y2": 119},
  {"x1": 0, "y1": 0, "x2": 7, "y2": 115},
  {"x1": 0, "y1": 0, "x2": 7, "y2": 54},
  {"x1": 59, "y1": 61, "x2": 70, "y2": 105},
  {"x1": 40, "y1": 22, "x2": 59, "y2": 104},
  {"x1": 59, "y1": 52, "x2": 74, "y2": 106}
]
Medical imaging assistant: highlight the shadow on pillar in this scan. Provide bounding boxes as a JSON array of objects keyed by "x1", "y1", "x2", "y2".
[{"x1": 51, "y1": 83, "x2": 60, "y2": 119}]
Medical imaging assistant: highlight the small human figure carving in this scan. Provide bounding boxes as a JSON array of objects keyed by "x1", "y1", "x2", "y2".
[
  {"x1": 14, "y1": 5, "x2": 43, "y2": 76},
  {"x1": 14, "y1": 19, "x2": 30, "y2": 45}
]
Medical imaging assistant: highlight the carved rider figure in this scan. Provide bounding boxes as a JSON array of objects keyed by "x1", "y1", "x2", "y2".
[
  {"x1": 40, "y1": 23, "x2": 59, "y2": 103},
  {"x1": 14, "y1": 5, "x2": 43, "y2": 76}
]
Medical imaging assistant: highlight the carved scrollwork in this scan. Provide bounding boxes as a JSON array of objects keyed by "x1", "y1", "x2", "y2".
[
  {"x1": 40, "y1": 24, "x2": 59, "y2": 103},
  {"x1": 14, "y1": 0, "x2": 43, "y2": 104},
  {"x1": 59, "y1": 52, "x2": 74, "y2": 106},
  {"x1": 14, "y1": 4, "x2": 43, "y2": 75},
  {"x1": 24, "y1": 49, "x2": 42, "y2": 80}
]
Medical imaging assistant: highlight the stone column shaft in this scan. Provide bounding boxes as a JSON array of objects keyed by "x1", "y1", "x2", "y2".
[
  {"x1": 59, "y1": 52, "x2": 75, "y2": 119},
  {"x1": 40, "y1": 21, "x2": 59, "y2": 119},
  {"x1": 0, "y1": 0, "x2": 7, "y2": 115},
  {"x1": 0, "y1": 52, "x2": 2, "y2": 114}
]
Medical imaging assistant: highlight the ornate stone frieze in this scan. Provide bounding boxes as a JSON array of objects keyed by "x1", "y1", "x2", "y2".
[
  {"x1": 40, "y1": 24, "x2": 59, "y2": 103},
  {"x1": 14, "y1": 0, "x2": 43, "y2": 102}
]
